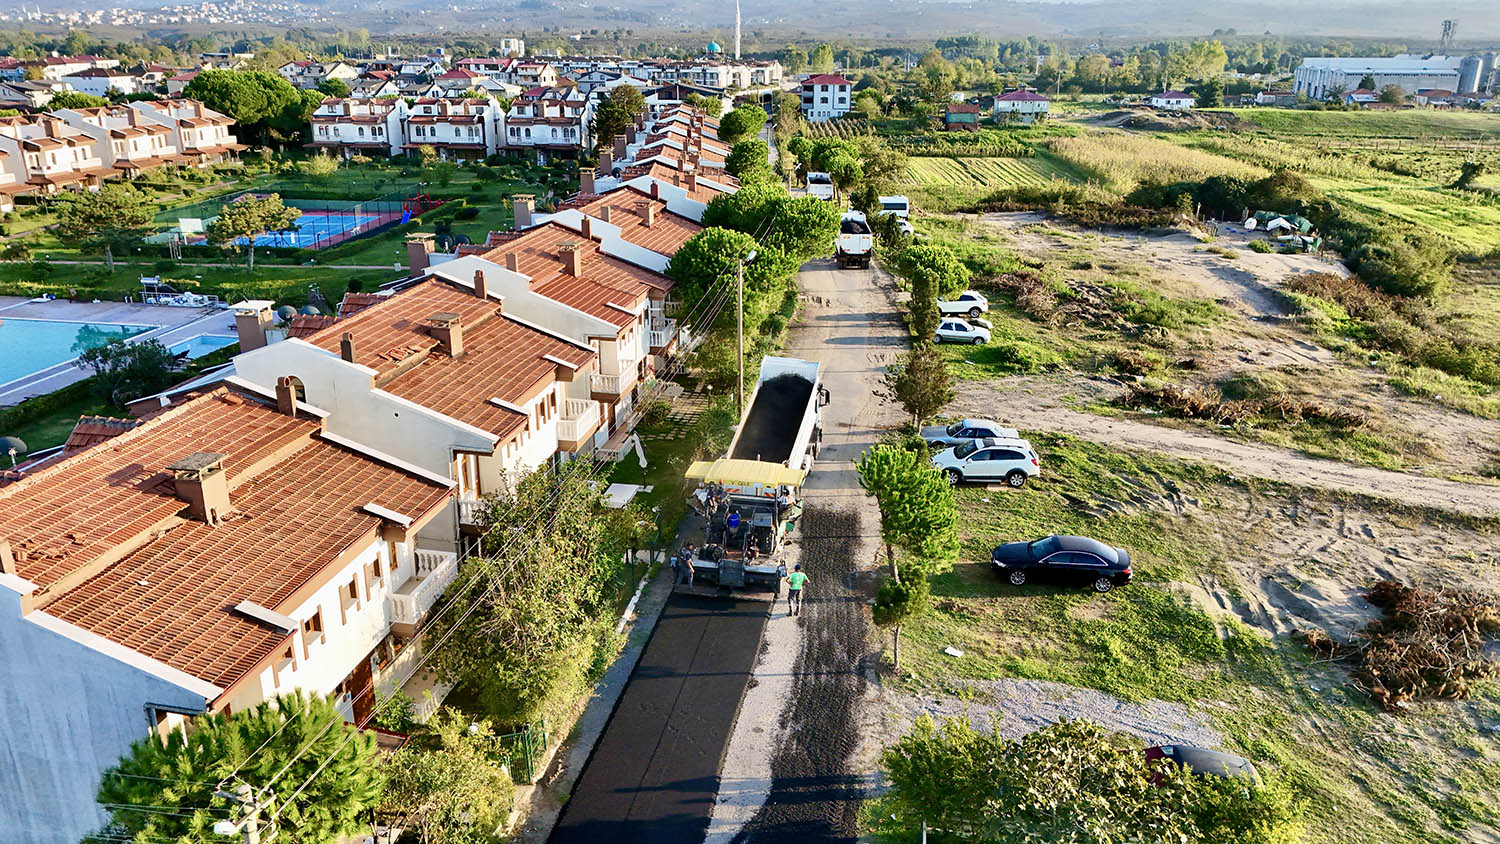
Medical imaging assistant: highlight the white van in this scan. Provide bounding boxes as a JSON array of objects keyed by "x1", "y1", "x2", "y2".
[{"x1": 877, "y1": 195, "x2": 910, "y2": 218}]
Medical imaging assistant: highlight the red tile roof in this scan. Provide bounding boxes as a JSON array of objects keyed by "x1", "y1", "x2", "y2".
[
  {"x1": 300, "y1": 281, "x2": 499, "y2": 376},
  {"x1": 574, "y1": 187, "x2": 701, "y2": 256},
  {"x1": 803, "y1": 74, "x2": 852, "y2": 86},
  {"x1": 44, "y1": 431, "x2": 451, "y2": 693},
  {"x1": 0, "y1": 389, "x2": 317, "y2": 591},
  {"x1": 61, "y1": 415, "x2": 142, "y2": 457},
  {"x1": 338, "y1": 292, "x2": 387, "y2": 319},
  {"x1": 287, "y1": 314, "x2": 336, "y2": 339}
]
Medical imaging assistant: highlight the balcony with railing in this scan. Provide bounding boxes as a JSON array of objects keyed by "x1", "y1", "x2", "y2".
[
  {"x1": 648, "y1": 318, "x2": 677, "y2": 352},
  {"x1": 457, "y1": 497, "x2": 483, "y2": 529},
  {"x1": 591, "y1": 362, "x2": 638, "y2": 399},
  {"x1": 557, "y1": 398, "x2": 603, "y2": 451},
  {"x1": 389, "y1": 549, "x2": 459, "y2": 632}
]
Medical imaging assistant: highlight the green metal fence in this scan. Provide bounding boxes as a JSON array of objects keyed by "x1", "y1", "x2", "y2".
[{"x1": 498, "y1": 719, "x2": 550, "y2": 783}]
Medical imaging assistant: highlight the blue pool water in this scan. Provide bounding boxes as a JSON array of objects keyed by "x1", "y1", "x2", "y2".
[
  {"x1": 235, "y1": 212, "x2": 381, "y2": 248},
  {"x1": 0, "y1": 318, "x2": 150, "y2": 385},
  {"x1": 170, "y1": 335, "x2": 237, "y2": 358}
]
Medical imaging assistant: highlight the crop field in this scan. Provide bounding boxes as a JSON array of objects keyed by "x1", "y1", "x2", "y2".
[
  {"x1": 1232, "y1": 107, "x2": 1500, "y2": 139},
  {"x1": 1047, "y1": 131, "x2": 1265, "y2": 192},
  {"x1": 901, "y1": 155, "x2": 1075, "y2": 188}
]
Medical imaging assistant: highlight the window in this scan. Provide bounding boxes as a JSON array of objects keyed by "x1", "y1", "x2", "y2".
[{"x1": 301, "y1": 609, "x2": 323, "y2": 659}]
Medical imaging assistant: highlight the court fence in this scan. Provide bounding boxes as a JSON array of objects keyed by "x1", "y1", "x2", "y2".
[{"x1": 154, "y1": 184, "x2": 440, "y2": 250}]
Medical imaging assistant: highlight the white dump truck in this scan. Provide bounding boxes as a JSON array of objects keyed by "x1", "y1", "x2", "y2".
[
  {"x1": 806, "y1": 171, "x2": 835, "y2": 201},
  {"x1": 835, "y1": 210, "x2": 873, "y2": 269},
  {"x1": 682, "y1": 356, "x2": 829, "y2": 590}
]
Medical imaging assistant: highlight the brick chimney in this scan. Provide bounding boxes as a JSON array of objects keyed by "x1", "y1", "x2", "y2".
[
  {"x1": 275, "y1": 376, "x2": 299, "y2": 416},
  {"x1": 512, "y1": 194, "x2": 535, "y2": 228},
  {"x1": 580, "y1": 168, "x2": 595, "y2": 193},
  {"x1": 601, "y1": 205, "x2": 612, "y2": 224},
  {"x1": 685, "y1": 171, "x2": 698, "y2": 192},
  {"x1": 635, "y1": 200, "x2": 655, "y2": 227},
  {"x1": 559, "y1": 241, "x2": 585, "y2": 276},
  {"x1": 504, "y1": 251, "x2": 520, "y2": 272},
  {"x1": 168, "y1": 452, "x2": 230, "y2": 526},
  {"x1": 613, "y1": 133, "x2": 627, "y2": 160},
  {"x1": 649, "y1": 181, "x2": 660, "y2": 199},
  {"x1": 0, "y1": 539, "x2": 15, "y2": 576},
  {"x1": 599, "y1": 149, "x2": 614, "y2": 173},
  {"x1": 428, "y1": 313, "x2": 464, "y2": 358},
  {"x1": 581, "y1": 216, "x2": 593, "y2": 240},
  {"x1": 340, "y1": 331, "x2": 356, "y2": 363},
  {"x1": 233, "y1": 301, "x2": 274, "y2": 352},
  {"x1": 473, "y1": 269, "x2": 488, "y2": 300},
  {"x1": 627, "y1": 125, "x2": 637, "y2": 144},
  {"x1": 405, "y1": 233, "x2": 436, "y2": 276},
  {"x1": 672, "y1": 170, "x2": 681, "y2": 187}
]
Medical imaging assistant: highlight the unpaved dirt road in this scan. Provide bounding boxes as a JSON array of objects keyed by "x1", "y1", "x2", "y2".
[{"x1": 954, "y1": 377, "x2": 1500, "y2": 517}]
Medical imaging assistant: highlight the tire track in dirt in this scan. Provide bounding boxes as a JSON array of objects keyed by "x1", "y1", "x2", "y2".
[{"x1": 732, "y1": 507, "x2": 868, "y2": 844}]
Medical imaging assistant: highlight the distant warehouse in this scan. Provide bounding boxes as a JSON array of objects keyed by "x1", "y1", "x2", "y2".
[{"x1": 1293, "y1": 53, "x2": 1494, "y2": 100}]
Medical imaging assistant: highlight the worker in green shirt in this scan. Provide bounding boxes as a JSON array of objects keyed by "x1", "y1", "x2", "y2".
[{"x1": 785, "y1": 564, "x2": 808, "y2": 617}]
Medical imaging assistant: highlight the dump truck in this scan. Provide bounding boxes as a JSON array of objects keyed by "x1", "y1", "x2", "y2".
[
  {"x1": 835, "y1": 210, "x2": 873, "y2": 269},
  {"x1": 805, "y1": 171, "x2": 835, "y2": 201},
  {"x1": 682, "y1": 356, "x2": 828, "y2": 590}
]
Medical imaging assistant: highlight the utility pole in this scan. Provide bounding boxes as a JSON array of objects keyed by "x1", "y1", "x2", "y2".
[{"x1": 214, "y1": 783, "x2": 277, "y2": 844}]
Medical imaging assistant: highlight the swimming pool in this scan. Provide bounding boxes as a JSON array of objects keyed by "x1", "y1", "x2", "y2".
[
  {"x1": 0, "y1": 318, "x2": 151, "y2": 385},
  {"x1": 170, "y1": 335, "x2": 237, "y2": 359}
]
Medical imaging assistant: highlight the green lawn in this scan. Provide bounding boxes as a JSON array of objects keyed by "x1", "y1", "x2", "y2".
[{"x1": 1231, "y1": 107, "x2": 1500, "y2": 139}]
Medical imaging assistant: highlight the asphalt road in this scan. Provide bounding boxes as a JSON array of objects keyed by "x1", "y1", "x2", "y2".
[{"x1": 548, "y1": 594, "x2": 771, "y2": 844}]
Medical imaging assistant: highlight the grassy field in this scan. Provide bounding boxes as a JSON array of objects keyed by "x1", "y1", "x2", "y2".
[
  {"x1": 889, "y1": 432, "x2": 1500, "y2": 843},
  {"x1": 1232, "y1": 107, "x2": 1500, "y2": 139},
  {"x1": 1047, "y1": 130, "x2": 1266, "y2": 193},
  {"x1": 901, "y1": 155, "x2": 1075, "y2": 188}
]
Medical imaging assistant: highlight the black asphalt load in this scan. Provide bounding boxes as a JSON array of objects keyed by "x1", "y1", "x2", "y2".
[
  {"x1": 734, "y1": 507, "x2": 868, "y2": 844},
  {"x1": 549, "y1": 594, "x2": 770, "y2": 844},
  {"x1": 731, "y1": 373, "x2": 815, "y2": 464}
]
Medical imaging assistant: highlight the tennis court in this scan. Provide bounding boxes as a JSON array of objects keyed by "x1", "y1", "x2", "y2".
[{"x1": 234, "y1": 210, "x2": 401, "y2": 249}]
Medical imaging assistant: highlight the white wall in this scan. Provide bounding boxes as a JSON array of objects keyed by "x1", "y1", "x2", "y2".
[{"x1": 0, "y1": 575, "x2": 213, "y2": 844}]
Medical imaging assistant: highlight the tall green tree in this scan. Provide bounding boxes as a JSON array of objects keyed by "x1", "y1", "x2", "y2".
[
  {"x1": 666, "y1": 226, "x2": 761, "y2": 309},
  {"x1": 47, "y1": 90, "x2": 109, "y2": 110},
  {"x1": 880, "y1": 343, "x2": 954, "y2": 427},
  {"x1": 893, "y1": 242, "x2": 970, "y2": 300},
  {"x1": 1379, "y1": 84, "x2": 1405, "y2": 103},
  {"x1": 317, "y1": 78, "x2": 350, "y2": 98},
  {"x1": 1195, "y1": 78, "x2": 1225, "y2": 108},
  {"x1": 380, "y1": 709, "x2": 515, "y2": 844},
  {"x1": 94, "y1": 692, "x2": 383, "y2": 844},
  {"x1": 590, "y1": 85, "x2": 646, "y2": 154},
  {"x1": 718, "y1": 104, "x2": 768, "y2": 145},
  {"x1": 55, "y1": 183, "x2": 156, "y2": 269},
  {"x1": 872, "y1": 573, "x2": 930, "y2": 668},
  {"x1": 855, "y1": 443, "x2": 958, "y2": 582},
  {"x1": 77, "y1": 338, "x2": 180, "y2": 404},
  {"x1": 809, "y1": 44, "x2": 835, "y2": 73},
  {"x1": 207, "y1": 193, "x2": 301, "y2": 270},
  {"x1": 725, "y1": 138, "x2": 771, "y2": 180}
]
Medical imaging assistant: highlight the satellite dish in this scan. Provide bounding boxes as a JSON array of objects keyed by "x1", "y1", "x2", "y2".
[
  {"x1": 277, "y1": 305, "x2": 298, "y2": 321},
  {"x1": 299, "y1": 305, "x2": 322, "y2": 316}
]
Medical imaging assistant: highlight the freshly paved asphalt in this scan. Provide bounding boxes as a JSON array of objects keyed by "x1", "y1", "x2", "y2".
[{"x1": 548, "y1": 593, "x2": 771, "y2": 844}]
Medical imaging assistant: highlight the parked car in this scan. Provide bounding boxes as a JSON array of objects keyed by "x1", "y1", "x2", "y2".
[
  {"x1": 936, "y1": 318, "x2": 990, "y2": 344},
  {"x1": 1145, "y1": 746, "x2": 1262, "y2": 785},
  {"x1": 921, "y1": 418, "x2": 1021, "y2": 448},
  {"x1": 932, "y1": 437, "x2": 1039, "y2": 487},
  {"x1": 990, "y1": 535, "x2": 1132, "y2": 592},
  {"x1": 937, "y1": 290, "x2": 990, "y2": 318}
]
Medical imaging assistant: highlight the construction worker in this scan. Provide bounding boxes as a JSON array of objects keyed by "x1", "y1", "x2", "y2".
[
  {"x1": 785, "y1": 563, "x2": 808, "y2": 617},
  {"x1": 677, "y1": 543, "x2": 696, "y2": 585}
]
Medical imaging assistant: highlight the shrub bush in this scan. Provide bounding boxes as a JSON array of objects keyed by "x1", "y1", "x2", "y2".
[
  {"x1": 454, "y1": 207, "x2": 480, "y2": 220},
  {"x1": 1248, "y1": 239, "x2": 1273, "y2": 253}
]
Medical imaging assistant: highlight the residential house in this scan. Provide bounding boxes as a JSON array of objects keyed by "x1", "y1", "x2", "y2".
[
  {"x1": 1148, "y1": 90, "x2": 1195, "y2": 110},
  {"x1": 164, "y1": 70, "x2": 199, "y2": 96},
  {"x1": 0, "y1": 79, "x2": 71, "y2": 110},
  {"x1": 1415, "y1": 88, "x2": 1457, "y2": 106},
  {"x1": 800, "y1": 74, "x2": 852, "y2": 121},
  {"x1": 992, "y1": 88, "x2": 1051, "y2": 123},
  {"x1": 0, "y1": 144, "x2": 35, "y2": 211},
  {"x1": 0, "y1": 381, "x2": 456, "y2": 844},
  {"x1": 128, "y1": 99, "x2": 247, "y2": 165},
  {"x1": 405, "y1": 97, "x2": 503, "y2": 159},
  {"x1": 34, "y1": 55, "x2": 121, "y2": 81},
  {"x1": 282, "y1": 60, "x2": 361, "y2": 91},
  {"x1": 60, "y1": 67, "x2": 144, "y2": 97},
  {"x1": 348, "y1": 75, "x2": 400, "y2": 99},
  {"x1": 504, "y1": 86, "x2": 592, "y2": 160},
  {"x1": 433, "y1": 68, "x2": 521, "y2": 100},
  {"x1": 942, "y1": 103, "x2": 981, "y2": 131},
  {"x1": 310, "y1": 97, "x2": 408, "y2": 157},
  {"x1": 55, "y1": 105, "x2": 185, "y2": 177},
  {"x1": 0, "y1": 115, "x2": 113, "y2": 195},
  {"x1": 1343, "y1": 88, "x2": 1378, "y2": 106},
  {"x1": 0, "y1": 57, "x2": 26, "y2": 82}
]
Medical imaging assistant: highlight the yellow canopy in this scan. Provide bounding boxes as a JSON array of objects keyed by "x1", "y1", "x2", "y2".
[{"x1": 684, "y1": 458, "x2": 808, "y2": 489}]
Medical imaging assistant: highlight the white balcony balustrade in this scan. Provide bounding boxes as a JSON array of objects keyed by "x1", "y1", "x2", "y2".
[
  {"x1": 557, "y1": 398, "x2": 602, "y2": 444},
  {"x1": 389, "y1": 550, "x2": 459, "y2": 626}
]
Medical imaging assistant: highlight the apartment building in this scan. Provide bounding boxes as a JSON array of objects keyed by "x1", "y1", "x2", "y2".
[
  {"x1": 0, "y1": 115, "x2": 112, "y2": 195},
  {"x1": 128, "y1": 99, "x2": 246, "y2": 165},
  {"x1": 551, "y1": 56, "x2": 783, "y2": 90},
  {"x1": 59, "y1": 67, "x2": 144, "y2": 97},
  {"x1": 801, "y1": 74, "x2": 853, "y2": 121},
  {"x1": 504, "y1": 86, "x2": 592, "y2": 160},
  {"x1": 310, "y1": 97, "x2": 408, "y2": 157},
  {"x1": 0, "y1": 381, "x2": 455, "y2": 844},
  {"x1": 405, "y1": 97, "x2": 504, "y2": 159},
  {"x1": 54, "y1": 105, "x2": 184, "y2": 177}
]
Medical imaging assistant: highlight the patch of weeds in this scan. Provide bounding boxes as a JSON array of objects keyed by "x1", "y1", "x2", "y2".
[
  {"x1": 1107, "y1": 280, "x2": 1226, "y2": 329},
  {"x1": 1385, "y1": 363, "x2": 1500, "y2": 419}
]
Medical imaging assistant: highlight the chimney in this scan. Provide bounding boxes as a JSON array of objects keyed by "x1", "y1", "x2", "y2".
[
  {"x1": 636, "y1": 200, "x2": 655, "y2": 227},
  {"x1": 559, "y1": 241, "x2": 584, "y2": 276},
  {"x1": 581, "y1": 216, "x2": 593, "y2": 240},
  {"x1": 275, "y1": 376, "x2": 299, "y2": 416},
  {"x1": 627, "y1": 125, "x2": 637, "y2": 144},
  {"x1": 168, "y1": 452, "x2": 230, "y2": 526},
  {"x1": 504, "y1": 251, "x2": 520, "y2": 272},
  {"x1": 340, "y1": 331, "x2": 356, "y2": 363},
  {"x1": 649, "y1": 181, "x2": 660, "y2": 200},
  {"x1": 672, "y1": 170, "x2": 681, "y2": 187},
  {"x1": 599, "y1": 149, "x2": 614, "y2": 173},
  {"x1": 0, "y1": 539, "x2": 14, "y2": 576},
  {"x1": 405, "y1": 233, "x2": 435, "y2": 276},
  {"x1": 233, "y1": 301, "x2": 275, "y2": 352},
  {"x1": 613, "y1": 133, "x2": 627, "y2": 159},
  {"x1": 427, "y1": 312, "x2": 464, "y2": 358},
  {"x1": 580, "y1": 168, "x2": 595, "y2": 194},
  {"x1": 473, "y1": 269, "x2": 488, "y2": 300},
  {"x1": 685, "y1": 171, "x2": 697, "y2": 192},
  {"x1": 512, "y1": 194, "x2": 535, "y2": 229},
  {"x1": 601, "y1": 205, "x2": 612, "y2": 224}
]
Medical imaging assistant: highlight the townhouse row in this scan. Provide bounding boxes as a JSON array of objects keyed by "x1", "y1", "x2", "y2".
[
  {"x1": 0, "y1": 98, "x2": 242, "y2": 211},
  {"x1": 0, "y1": 103, "x2": 729, "y2": 844},
  {"x1": 309, "y1": 92, "x2": 590, "y2": 161}
]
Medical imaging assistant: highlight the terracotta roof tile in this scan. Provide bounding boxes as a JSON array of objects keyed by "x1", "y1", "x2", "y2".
[
  {"x1": 479, "y1": 221, "x2": 662, "y2": 306},
  {"x1": 0, "y1": 389, "x2": 316, "y2": 589},
  {"x1": 300, "y1": 280, "x2": 498, "y2": 376},
  {"x1": 338, "y1": 292, "x2": 387, "y2": 318},
  {"x1": 44, "y1": 435, "x2": 452, "y2": 692},
  {"x1": 62, "y1": 415, "x2": 142, "y2": 457},
  {"x1": 287, "y1": 314, "x2": 336, "y2": 339}
]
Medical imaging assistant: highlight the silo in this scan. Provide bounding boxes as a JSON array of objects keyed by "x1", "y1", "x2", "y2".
[
  {"x1": 1458, "y1": 55, "x2": 1481, "y2": 94},
  {"x1": 1485, "y1": 52, "x2": 1498, "y2": 93}
]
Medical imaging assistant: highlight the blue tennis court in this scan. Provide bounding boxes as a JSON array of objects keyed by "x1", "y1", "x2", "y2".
[{"x1": 233, "y1": 211, "x2": 392, "y2": 248}]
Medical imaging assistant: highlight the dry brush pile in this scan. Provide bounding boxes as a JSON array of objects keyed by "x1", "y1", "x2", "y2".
[
  {"x1": 1305, "y1": 581, "x2": 1500, "y2": 712},
  {"x1": 1119, "y1": 382, "x2": 1368, "y2": 429}
]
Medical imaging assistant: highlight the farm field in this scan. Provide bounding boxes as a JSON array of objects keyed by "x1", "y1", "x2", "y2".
[
  {"x1": 901, "y1": 155, "x2": 1075, "y2": 188},
  {"x1": 1232, "y1": 107, "x2": 1500, "y2": 139}
]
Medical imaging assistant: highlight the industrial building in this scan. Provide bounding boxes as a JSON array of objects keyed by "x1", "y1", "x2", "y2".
[{"x1": 1293, "y1": 53, "x2": 1494, "y2": 101}]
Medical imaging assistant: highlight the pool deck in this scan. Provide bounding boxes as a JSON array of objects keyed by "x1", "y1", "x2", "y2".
[{"x1": 0, "y1": 296, "x2": 237, "y2": 406}]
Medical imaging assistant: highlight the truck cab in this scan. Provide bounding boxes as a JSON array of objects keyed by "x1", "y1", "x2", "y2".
[{"x1": 835, "y1": 210, "x2": 873, "y2": 269}]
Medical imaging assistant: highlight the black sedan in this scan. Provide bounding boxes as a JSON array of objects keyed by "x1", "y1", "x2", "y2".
[{"x1": 990, "y1": 535, "x2": 1132, "y2": 593}]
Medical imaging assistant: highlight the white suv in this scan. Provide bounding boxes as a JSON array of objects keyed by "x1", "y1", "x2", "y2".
[
  {"x1": 936, "y1": 318, "x2": 990, "y2": 344},
  {"x1": 938, "y1": 291, "x2": 989, "y2": 318},
  {"x1": 932, "y1": 437, "x2": 1040, "y2": 487}
]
